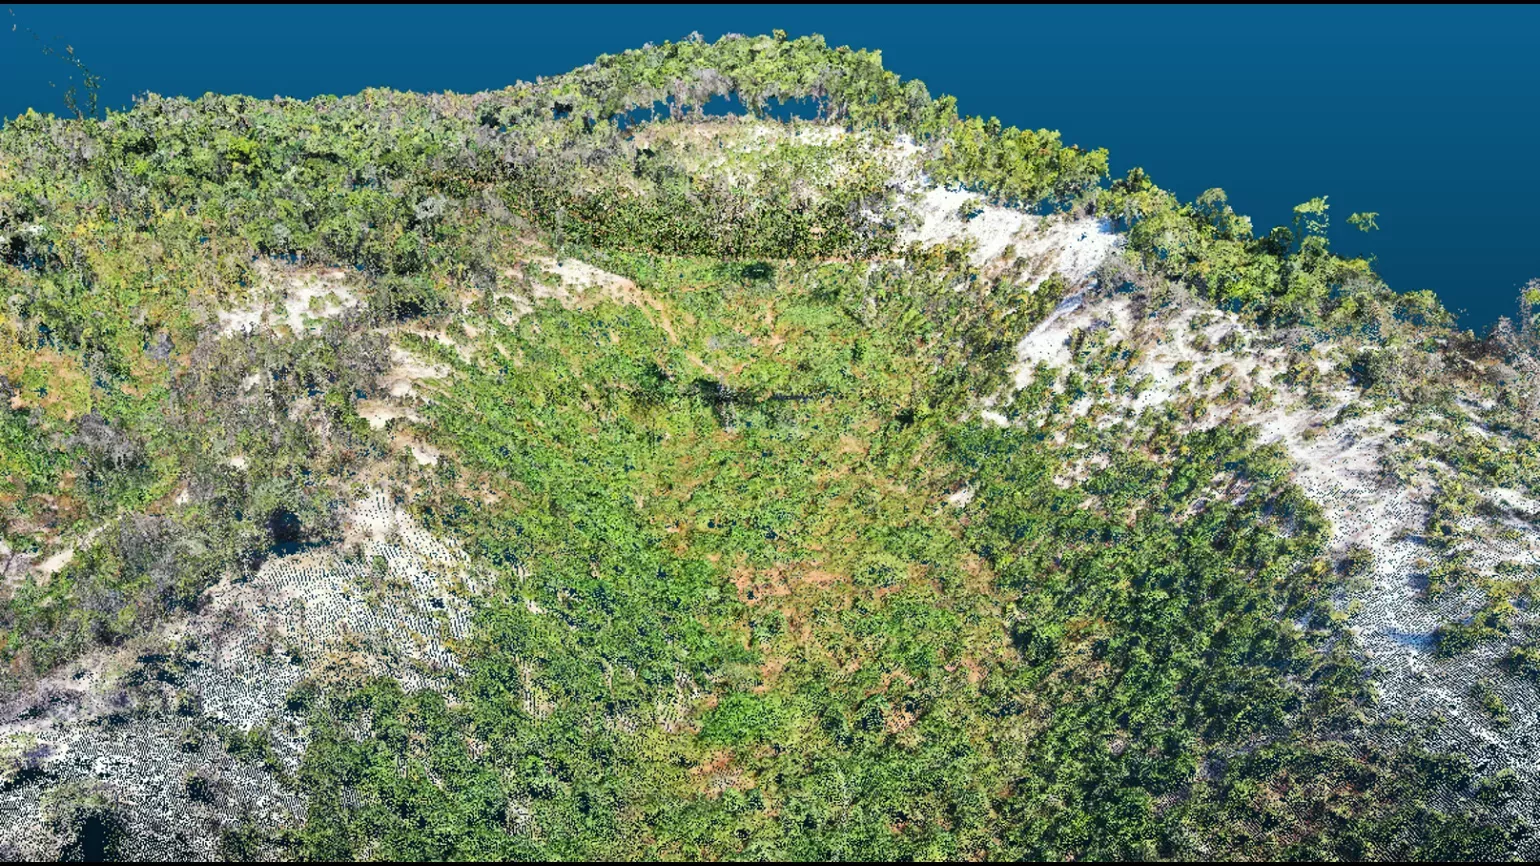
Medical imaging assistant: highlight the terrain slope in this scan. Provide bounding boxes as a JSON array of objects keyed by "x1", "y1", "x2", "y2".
[{"x1": 1, "y1": 33, "x2": 1538, "y2": 860}]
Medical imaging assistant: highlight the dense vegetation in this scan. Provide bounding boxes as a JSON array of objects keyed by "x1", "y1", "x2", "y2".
[
  {"x1": 291, "y1": 270, "x2": 1514, "y2": 858},
  {"x1": 1, "y1": 31, "x2": 1533, "y2": 860}
]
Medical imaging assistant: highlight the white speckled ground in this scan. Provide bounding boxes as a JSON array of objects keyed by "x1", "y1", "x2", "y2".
[{"x1": 1003, "y1": 282, "x2": 1540, "y2": 821}]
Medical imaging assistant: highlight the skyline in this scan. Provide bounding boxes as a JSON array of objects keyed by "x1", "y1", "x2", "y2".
[{"x1": 4, "y1": 4, "x2": 1538, "y2": 328}]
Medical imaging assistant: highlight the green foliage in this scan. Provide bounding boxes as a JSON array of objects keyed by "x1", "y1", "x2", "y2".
[
  {"x1": 1470, "y1": 681, "x2": 1511, "y2": 727},
  {"x1": 1349, "y1": 211, "x2": 1380, "y2": 232},
  {"x1": 1503, "y1": 640, "x2": 1540, "y2": 683},
  {"x1": 1293, "y1": 195, "x2": 1330, "y2": 237},
  {"x1": 929, "y1": 114, "x2": 1108, "y2": 206},
  {"x1": 0, "y1": 29, "x2": 1519, "y2": 861},
  {"x1": 701, "y1": 691, "x2": 788, "y2": 746},
  {"x1": 41, "y1": 781, "x2": 125, "y2": 861},
  {"x1": 288, "y1": 255, "x2": 1511, "y2": 857},
  {"x1": 1434, "y1": 613, "x2": 1506, "y2": 658},
  {"x1": 1100, "y1": 173, "x2": 1439, "y2": 329}
]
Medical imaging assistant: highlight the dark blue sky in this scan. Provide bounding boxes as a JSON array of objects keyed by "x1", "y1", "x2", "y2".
[{"x1": 5, "y1": 4, "x2": 1537, "y2": 328}]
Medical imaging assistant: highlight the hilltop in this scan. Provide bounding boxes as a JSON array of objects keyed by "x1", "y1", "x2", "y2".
[{"x1": 0, "y1": 32, "x2": 1537, "y2": 860}]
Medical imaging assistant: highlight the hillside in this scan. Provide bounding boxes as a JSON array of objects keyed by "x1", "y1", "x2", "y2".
[{"x1": 1, "y1": 32, "x2": 1537, "y2": 860}]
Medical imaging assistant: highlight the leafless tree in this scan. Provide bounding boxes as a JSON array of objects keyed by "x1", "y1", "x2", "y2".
[{"x1": 70, "y1": 413, "x2": 142, "y2": 471}]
